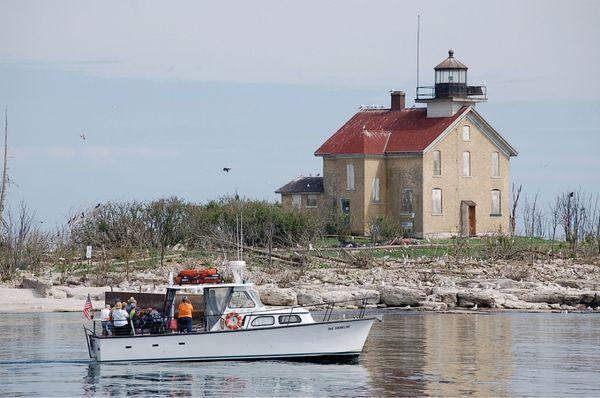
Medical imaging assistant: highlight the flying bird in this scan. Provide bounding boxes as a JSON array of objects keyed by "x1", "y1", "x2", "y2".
[{"x1": 222, "y1": 167, "x2": 231, "y2": 173}]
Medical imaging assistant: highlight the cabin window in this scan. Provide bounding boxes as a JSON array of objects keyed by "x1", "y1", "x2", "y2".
[
  {"x1": 433, "y1": 150, "x2": 441, "y2": 176},
  {"x1": 372, "y1": 177, "x2": 380, "y2": 203},
  {"x1": 491, "y1": 190, "x2": 502, "y2": 216},
  {"x1": 292, "y1": 194, "x2": 301, "y2": 209},
  {"x1": 432, "y1": 189, "x2": 442, "y2": 215},
  {"x1": 491, "y1": 152, "x2": 500, "y2": 177},
  {"x1": 229, "y1": 291, "x2": 255, "y2": 309},
  {"x1": 463, "y1": 151, "x2": 471, "y2": 177},
  {"x1": 462, "y1": 125, "x2": 470, "y2": 141},
  {"x1": 306, "y1": 194, "x2": 317, "y2": 208},
  {"x1": 346, "y1": 164, "x2": 355, "y2": 190},
  {"x1": 278, "y1": 315, "x2": 301, "y2": 324},
  {"x1": 401, "y1": 188, "x2": 413, "y2": 213},
  {"x1": 251, "y1": 316, "x2": 275, "y2": 327}
]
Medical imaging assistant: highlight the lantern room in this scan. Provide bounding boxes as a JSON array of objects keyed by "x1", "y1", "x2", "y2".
[{"x1": 416, "y1": 49, "x2": 487, "y2": 116}]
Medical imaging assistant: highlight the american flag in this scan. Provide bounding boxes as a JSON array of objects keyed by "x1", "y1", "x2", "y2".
[{"x1": 83, "y1": 293, "x2": 93, "y2": 320}]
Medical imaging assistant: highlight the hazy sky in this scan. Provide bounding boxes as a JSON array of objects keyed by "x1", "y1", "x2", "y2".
[{"x1": 0, "y1": 0, "x2": 599, "y2": 226}]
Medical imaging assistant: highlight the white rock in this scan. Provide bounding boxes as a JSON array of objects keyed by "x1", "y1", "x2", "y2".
[
  {"x1": 259, "y1": 288, "x2": 297, "y2": 306},
  {"x1": 380, "y1": 286, "x2": 426, "y2": 307}
]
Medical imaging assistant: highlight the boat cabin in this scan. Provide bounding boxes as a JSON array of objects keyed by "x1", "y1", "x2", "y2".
[{"x1": 165, "y1": 282, "x2": 314, "y2": 333}]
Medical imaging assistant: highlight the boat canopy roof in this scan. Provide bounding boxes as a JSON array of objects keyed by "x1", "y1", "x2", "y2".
[{"x1": 167, "y1": 282, "x2": 254, "y2": 290}]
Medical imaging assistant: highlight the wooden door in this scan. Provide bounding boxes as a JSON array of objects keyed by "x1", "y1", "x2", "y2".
[{"x1": 468, "y1": 205, "x2": 476, "y2": 236}]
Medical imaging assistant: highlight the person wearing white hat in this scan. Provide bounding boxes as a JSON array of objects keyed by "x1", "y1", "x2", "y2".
[{"x1": 100, "y1": 304, "x2": 112, "y2": 336}]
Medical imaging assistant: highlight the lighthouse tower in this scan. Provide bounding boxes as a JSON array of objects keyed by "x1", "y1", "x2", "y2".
[{"x1": 416, "y1": 49, "x2": 487, "y2": 118}]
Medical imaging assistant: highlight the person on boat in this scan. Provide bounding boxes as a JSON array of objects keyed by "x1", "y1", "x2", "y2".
[
  {"x1": 177, "y1": 296, "x2": 193, "y2": 333},
  {"x1": 129, "y1": 301, "x2": 143, "y2": 334},
  {"x1": 111, "y1": 302, "x2": 130, "y2": 336},
  {"x1": 126, "y1": 297, "x2": 137, "y2": 313},
  {"x1": 100, "y1": 304, "x2": 112, "y2": 336},
  {"x1": 144, "y1": 307, "x2": 162, "y2": 335}
]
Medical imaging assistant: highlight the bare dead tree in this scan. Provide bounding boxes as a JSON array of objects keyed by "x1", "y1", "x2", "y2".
[
  {"x1": 510, "y1": 183, "x2": 522, "y2": 236},
  {"x1": 548, "y1": 195, "x2": 561, "y2": 253},
  {"x1": 0, "y1": 107, "x2": 9, "y2": 225}
]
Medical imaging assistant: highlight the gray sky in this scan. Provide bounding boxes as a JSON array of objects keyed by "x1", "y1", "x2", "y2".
[{"x1": 0, "y1": 0, "x2": 599, "y2": 227}]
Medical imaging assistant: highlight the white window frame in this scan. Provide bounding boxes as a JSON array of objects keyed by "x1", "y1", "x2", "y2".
[
  {"x1": 491, "y1": 190, "x2": 501, "y2": 216},
  {"x1": 251, "y1": 316, "x2": 275, "y2": 327},
  {"x1": 433, "y1": 150, "x2": 441, "y2": 176},
  {"x1": 372, "y1": 177, "x2": 380, "y2": 203},
  {"x1": 463, "y1": 151, "x2": 471, "y2": 177},
  {"x1": 462, "y1": 125, "x2": 471, "y2": 141},
  {"x1": 432, "y1": 188, "x2": 442, "y2": 215},
  {"x1": 346, "y1": 164, "x2": 355, "y2": 190},
  {"x1": 291, "y1": 194, "x2": 301, "y2": 209},
  {"x1": 306, "y1": 194, "x2": 317, "y2": 208},
  {"x1": 278, "y1": 315, "x2": 301, "y2": 324},
  {"x1": 491, "y1": 151, "x2": 500, "y2": 177}
]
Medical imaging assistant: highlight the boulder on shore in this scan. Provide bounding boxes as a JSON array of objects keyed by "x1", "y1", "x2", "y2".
[
  {"x1": 457, "y1": 290, "x2": 506, "y2": 308},
  {"x1": 259, "y1": 287, "x2": 297, "y2": 306},
  {"x1": 296, "y1": 290, "x2": 324, "y2": 306},
  {"x1": 320, "y1": 288, "x2": 380, "y2": 306},
  {"x1": 20, "y1": 278, "x2": 52, "y2": 297},
  {"x1": 380, "y1": 286, "x2": 426, "y2": 307},
  {"x1": 50, "y1": 288, "x2": 68, "y2": 299}
]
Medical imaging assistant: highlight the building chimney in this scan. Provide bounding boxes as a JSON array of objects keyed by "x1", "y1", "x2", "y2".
[{"x1": 390, "y1": 90, "x2": 405, "y2": 110}]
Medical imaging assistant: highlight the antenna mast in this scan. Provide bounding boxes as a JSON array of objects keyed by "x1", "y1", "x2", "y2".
[{"x1": 416, "y1": 14, "x2": 421, "y2": 99}]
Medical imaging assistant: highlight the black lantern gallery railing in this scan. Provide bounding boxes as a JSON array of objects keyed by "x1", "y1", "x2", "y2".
[{"x1": 416, "y1": 84, "x2": 487, "y2": 101}]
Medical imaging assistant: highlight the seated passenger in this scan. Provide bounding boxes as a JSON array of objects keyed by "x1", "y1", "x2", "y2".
[
  {"x1": 111, "y1": 302, "x2": 130, "y2": 336},
  {"x1": 100, "y1": 304, "x2": 112, "y2": 336},
  {"x1": 147, "y1": 308, "x2": 162, "y2": 335}
]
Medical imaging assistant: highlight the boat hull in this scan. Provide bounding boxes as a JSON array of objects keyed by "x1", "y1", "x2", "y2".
[{"x1": 89, "y1": 318, "x2": 374, "y2": 363}]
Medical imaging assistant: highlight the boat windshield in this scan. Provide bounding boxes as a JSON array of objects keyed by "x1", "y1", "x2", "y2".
[
  {"x1": 204, "y1": 287, "x2": 232, "y2": 330},
  {"x1": 248, "y1": 288, "x2": 263, "y2": 307}
]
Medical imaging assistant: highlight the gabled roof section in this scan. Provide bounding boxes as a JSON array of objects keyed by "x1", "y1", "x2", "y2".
[
  {"x1": 466, "y1": 108, "x2": 519, "y2": 157},
  {"x1": 275, "y1": 176, "x2": 324, "y2": 194},
  {"x1": 315, "y1": 107, "x2": 469, "y2": 156}
]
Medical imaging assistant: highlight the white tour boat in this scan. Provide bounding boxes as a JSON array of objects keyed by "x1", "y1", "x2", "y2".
[{"x1": 84, "y1": 261, "x2": 378, "y2": 363}]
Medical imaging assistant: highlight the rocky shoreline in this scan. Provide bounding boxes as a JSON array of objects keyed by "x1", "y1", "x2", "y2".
[{"x1": 2, "y1": 257, "x2": 599, "y2": 313}]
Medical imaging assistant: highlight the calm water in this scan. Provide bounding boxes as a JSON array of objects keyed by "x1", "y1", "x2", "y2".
[{"x1": 0, "y1": 311, "x2": 599, "y2": 397}]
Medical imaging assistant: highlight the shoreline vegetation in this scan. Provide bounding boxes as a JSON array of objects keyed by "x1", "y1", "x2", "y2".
[{"x1": 0, "y1": 196, "x2": 599, "y2": 314}]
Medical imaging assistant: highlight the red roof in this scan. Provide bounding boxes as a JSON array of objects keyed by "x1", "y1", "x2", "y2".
[{"x1": 315, "y1": 106, "x2": 469, "y2": 156}]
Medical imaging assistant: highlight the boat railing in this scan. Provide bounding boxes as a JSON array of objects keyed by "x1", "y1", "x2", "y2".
[
  {"x1": 241, "y1": 297, "x2": 371, "y2": 329},
  {"x1": 88, "y1": 296, "x2": 374, "y2": 336}
]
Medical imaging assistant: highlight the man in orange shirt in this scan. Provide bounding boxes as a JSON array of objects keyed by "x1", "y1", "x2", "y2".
[{"x1": 178, "y1": 296, "x2": 194, "y2": 333}]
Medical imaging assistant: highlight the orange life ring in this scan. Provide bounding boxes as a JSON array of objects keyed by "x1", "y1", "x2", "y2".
[{"x1": 224, "y1": 312, "x2": 244, "y2": 330}]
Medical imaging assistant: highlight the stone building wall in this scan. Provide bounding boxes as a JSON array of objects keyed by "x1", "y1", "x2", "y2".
[{"x1": 422, "y1": 118, "x2": 510, "y2": 237}]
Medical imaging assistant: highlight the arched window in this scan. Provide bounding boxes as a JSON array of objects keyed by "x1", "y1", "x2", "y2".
[
  {"x1": 491, "y1": 190, "x2": 501, "y2": 215},
  {"x1": 463, "y1": 151, "x2": 471, "y2": 176},
  {"x1": 346, "y1": 164, "x2": 355, "y2": 190},
  {"x1": 433, "y1": 150, "x2": 441, "y2": 176},
  {"x1": 462, "y1": 125, "x2": 470, "y2": 141},
  {"x1": 432, "y1": 189, "x2": 442, "y2": 215},
  {"x1": 491, "y1": 152, "x2": 500, "y2": 177},
  {"x1": 402, "y1": 188, "x2": 413, "y2": 213},
  {"x1": 372, "y1": 177, "x2": 380, "y2": 202}
]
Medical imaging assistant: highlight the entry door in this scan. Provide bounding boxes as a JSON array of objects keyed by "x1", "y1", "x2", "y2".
[{"x1": 468, "y1": 205, "x2": 476, "y2": 236}]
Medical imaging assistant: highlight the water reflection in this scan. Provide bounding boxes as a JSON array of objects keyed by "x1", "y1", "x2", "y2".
[
  {"x1": 81, "y1": 360, "x2": 372, "y2": 397},
  {"x1": 1, "y1": 312, "x2": 600, "y2": 397}
]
